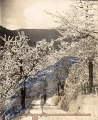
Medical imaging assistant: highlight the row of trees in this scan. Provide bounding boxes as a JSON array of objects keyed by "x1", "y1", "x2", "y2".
[
  {"x1": 0, "y1": 0, "x2": 98, "y2": 114},
  {"x1": 54, "y1": 0, "x2": 98, "y2": 93},
  {"x1": 49, "y1": 0, "x2": 98, "y2": 108},
  {"x1": 0, "y1": 31, "x2": 56, "y2": 113}
]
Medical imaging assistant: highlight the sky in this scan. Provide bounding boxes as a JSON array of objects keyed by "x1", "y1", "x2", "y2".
[{"x1": 0, "y1": 0, "x2": 72, "y2": 30}]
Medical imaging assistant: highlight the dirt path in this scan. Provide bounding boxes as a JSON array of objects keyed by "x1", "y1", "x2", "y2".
[
  {"x1": 18, "y1": 95, "x2": 98, "y2": 120},
  {"x1": 79, "y1": 94, "x2": 98, "y2": 118}
]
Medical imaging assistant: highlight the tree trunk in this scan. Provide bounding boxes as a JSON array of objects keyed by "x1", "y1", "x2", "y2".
[
  {"x1": 88, "y1": 58, "x2": 93, "y2": 93},
  {"x1": 21, "y1": 86, "x2": 26, "y2": 109}
]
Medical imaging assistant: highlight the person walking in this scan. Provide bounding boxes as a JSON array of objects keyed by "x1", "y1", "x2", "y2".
[{"x1": 40, "y1": 91, "x2": 47, "y2": 114}]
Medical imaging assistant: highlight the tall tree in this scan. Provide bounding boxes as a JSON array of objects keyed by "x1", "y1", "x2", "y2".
[{"x1": 48, "y1": 0, "x2": 98, "y2": 93}]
